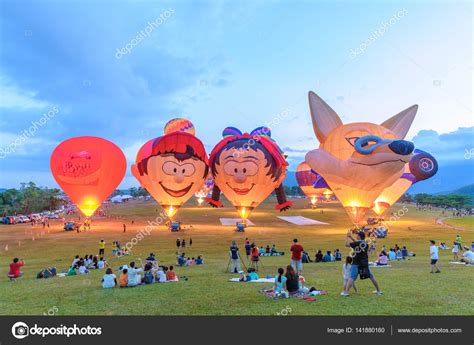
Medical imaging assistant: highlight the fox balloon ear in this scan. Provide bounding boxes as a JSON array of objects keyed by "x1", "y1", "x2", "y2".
[
  {"x1": 308, "y1": 91, "x2": 343, "y2": 144},
  {"x1": 381, "y1": 105, "x2": 418, "y2": 139}
]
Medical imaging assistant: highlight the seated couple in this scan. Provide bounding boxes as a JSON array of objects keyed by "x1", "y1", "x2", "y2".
[{"x1": 270, "y1": 266, "x2": 325, "y2": 298}]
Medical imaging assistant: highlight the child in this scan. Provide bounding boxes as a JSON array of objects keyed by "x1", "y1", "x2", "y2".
[
  {"x1": 78, "y1": 261, "x2": 89, "y2": 274},
  {"x1": 98, "y1": 257, "x2": 106, "y2": 269},
  {"x1": 195, "y1": 255, "x2": 204, "y2": 265},
  {"x1": 342, "y1": 256, "x2": 357, "y2": 294},
  {"x1": 112, "y1": 241, "x2": 117, "y2": 256},
  {"x1": 452, "y1": 241, "x2": 459, "y2": 260},
  {"x1": 119, "y1": 268, "x2": 128, "y2": 287},
  {"x1": 273, "y1": 267, "x2": 288, "y2": 298},
  {"x1": 102, "y1": 268, "x2": 117, "y2": 288},
  {"x1": 166, "y1": 265, "x2": 178, "y2": 282},
  {"x1": 143, "y1": 263, "x2": 154, "y2": 284}
]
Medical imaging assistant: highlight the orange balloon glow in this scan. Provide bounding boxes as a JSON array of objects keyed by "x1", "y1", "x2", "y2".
[{"x1": 50, "y1": 136, "x2": 126, "y2": 217}]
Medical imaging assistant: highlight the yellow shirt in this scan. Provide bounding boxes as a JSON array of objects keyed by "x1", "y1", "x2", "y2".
[{"x1": 99, "y1": 242, "x2": 105, "y2": 249}]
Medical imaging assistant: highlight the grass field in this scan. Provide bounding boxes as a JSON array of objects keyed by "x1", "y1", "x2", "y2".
[
  {"x1": 443, "y1": 216, "x2": 474, "y2": 230},
  {"x1": 0, "y1": 198, "x2": 473, "y2": 316}
]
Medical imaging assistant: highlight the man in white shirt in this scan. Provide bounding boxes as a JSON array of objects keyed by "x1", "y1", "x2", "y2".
[
  {"x1": 127, "y1": 261, "x2": 143, "y2": 286},
  {"x1": 430, "y1": 240, "x2": 440, "y2": 273},
  {"x1": 461, "y1": 247, "x2": 474, "y2": 264},
  {"x1": 155, "y1": 267, "x2": 167, "y2": 282}
]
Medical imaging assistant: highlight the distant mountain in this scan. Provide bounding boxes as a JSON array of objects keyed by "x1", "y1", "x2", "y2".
[
  {"x1": 0, "y1": 188, "x2": 7, "y2": 193},
  {"x1": 437, "y1": 183, "x2": 474, "y2": 199}
]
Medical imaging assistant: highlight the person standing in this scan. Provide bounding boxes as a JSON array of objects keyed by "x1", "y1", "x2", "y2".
[
  {"x1": 244, "y1": 239, "x2": 251, "y2": 259},
  {"x1": 123, "y1": 223, "x2": 126, "y2": 233},
  {"x1": 229, "y1": 240, "x2": 241, "y2": 273},
  {"x1": 455, "y1": 235, "x2": 462, "y2": 251},
  {"x1": 290, "y1": 238, "x2": 304, "y2": 274},
  {"x1": 181, "y1": 239, "x2": 186, "y2": 252},
  {"x1": 176, "y1": 238, "x2": 181, "y2": 253},
  {"x1": 250, "y1": 243, "x2": 259, "y2": 271},
  {"x1": 342, "y1": 231, "x2": 382, "y2": 296},
  {"x1": 99, "y1": 239, "x2": 105, "y2": 256},
  {"x1": 430, "y1": 240, "x2": 441, "y2": 273},
  {"x1": 189, "y1": 238, "x2": 193, "y2": 247}
]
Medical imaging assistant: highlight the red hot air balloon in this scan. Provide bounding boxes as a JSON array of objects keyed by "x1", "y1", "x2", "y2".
[
  {"x1": 295, "y1": 161, "x2": 332, "y2": 206},
  {"x1": 50, "y1": 136, "x2": 126, "y2": 217}
]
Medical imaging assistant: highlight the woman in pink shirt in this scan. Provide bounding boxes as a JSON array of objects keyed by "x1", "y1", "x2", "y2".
[{"x1": 376, "y1": 251, "x2": 389, "y2": 266}]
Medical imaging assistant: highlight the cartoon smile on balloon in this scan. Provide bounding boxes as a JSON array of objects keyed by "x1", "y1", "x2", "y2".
[
  {"x1": 131, "y1": 118, "x2": 209, "y2": 219},
  {"x1": 207, "y1": 127, "x2": 292, "y2": 221},
  {"x1": 305, "y1": 91, "x2": 417, "y2": 224}
]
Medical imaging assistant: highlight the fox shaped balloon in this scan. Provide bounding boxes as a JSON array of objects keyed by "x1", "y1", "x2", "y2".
[{"x1": 305, "y1": 91, "x2": 416, "y2": 224}]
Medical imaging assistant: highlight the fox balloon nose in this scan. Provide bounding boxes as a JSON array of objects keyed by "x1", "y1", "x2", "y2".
[{"x1": 388, "y1": 140, "x2": 414, "y2": 155}]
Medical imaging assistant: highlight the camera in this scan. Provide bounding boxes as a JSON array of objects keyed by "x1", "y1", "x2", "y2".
[{"x1": 14, "y1": 325, "x2": 29, "y2": 337}]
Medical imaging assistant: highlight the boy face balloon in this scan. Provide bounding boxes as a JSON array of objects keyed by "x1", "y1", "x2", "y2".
[
  {"x1": 131, "y1": 119, "x2": 208, "y2": 219},
  {"x1": 209, "y1": 127, "x2": 289, "y2": 219}
]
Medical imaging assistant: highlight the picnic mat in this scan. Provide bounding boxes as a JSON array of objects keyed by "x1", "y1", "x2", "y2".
[
  {"x1": 220, "y1": 218, "x2": 255, "y2": 226},
  {"x1": 229, "y1": 277, "x2": 275, "y2": 283},
  {"x1": 369, "y1": 263, "x2": 392, "y2": 268},
  {"x1": 449, "y1": 261, "x2": 474, "y2": 266},
  {"x1": 277, "y1": 216, "x2": 329, "y2": 226}
]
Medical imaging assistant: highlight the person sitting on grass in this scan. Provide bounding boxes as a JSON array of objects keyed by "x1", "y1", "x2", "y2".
[
  {"x1": 71, "y1": 255, "x2": 80, "y2": 268},
  {"x1": 396, "y1": 249, "x2": 403, "y2": 260},
  {"x1": 376, "y1": 251, "x2": 389, "y2": 266},
  {"x1": 388, "y1": 248, "x2": 397, "y2": 261},
  {"x1": 315, "y1": 250, "x2": 323, "y2": 263},
  {"x1": 334, "y1": 249, "x2": 342, "y2": 261},
  {"x1": 259, "y1": 246, "x2": 265, "y2": 256},
  {"x1": 8, "y1": 258, "x2": 25, "y2": 280},
  {"x1": 273, "y1": 267, "x2": 288, "y2": 298},
  {"x1": 285, "y1": 265, "x2": 299, "y2": 296},
  {"x1": 195, "y1": 255, "x2": 204, "y2": 265},
  {"x1": 67, "y1": 264, "x2": 77, "y2": 276},
  {"x1": 78, "y1": 261, "x2": 89, "y2": 274},
  {"x1": 322, "y1": 250, "x2": 334, "y2": 262},
  {"x1": 186, "y1": 257, "x2": 194, "y2": 266},
  {"x1": 461, "y1": 246, "x2": 474, "y2": 265},
  {"x1": 177, "y1": 253, "x2": 187, "y2": 266},
  {"x1": 119, "y1": 268, "x2": 128, "y2": 287},
  {"x1": 102, "y1": 268, "x2": 117, "y2": 288},
  {"x1": 155, "y1": 266, "x2": 167, "y2": 282},
  {"x1": 166, "y1": 265, "x2": 179, "y2": 282},
  {"x1": 271, "y1": 244, "x2": 277, "y2": 255},
  {"x1": 98, "y1": 257, "x2": 107, "y2": 269},
  {"x1": 127, "y1": 262, "x2": 143, "y2": 287},
  {"x1": 143, "y1": 263, "x2": 154, "y2": 284},
  {"x1": 146, "y1": 253, "x2": 156, "y2": 263},
  {"x1": 239, "y1": 268, "x2": 259, "y2": 282},
  {"x1": 401, "y1": 246, "x2": 408, "y2": 259}
]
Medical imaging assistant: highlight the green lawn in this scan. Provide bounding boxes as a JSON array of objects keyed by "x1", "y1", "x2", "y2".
[
  {"x1": 443, "y1": 216, "x2": 474, "y2": 230},
  {"x1": 0, "y1": 198, "x2": 472, "y2": 316}
]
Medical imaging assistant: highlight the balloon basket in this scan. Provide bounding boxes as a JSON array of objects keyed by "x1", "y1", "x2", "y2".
[
  {"x1": 235, "y1": 222, "x2": 246, "y2": 232},
  {"x1": 169, "y1": 221, "x2": 181, "y2": 232}
]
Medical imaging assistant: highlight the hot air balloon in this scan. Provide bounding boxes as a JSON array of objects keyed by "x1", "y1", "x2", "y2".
[
  {"x1": 131, "y1": 119, "x2": 208, "y2": 221},
  {"x1": 207, "y1": 126, "x2": 292, "y2": 223},
  {"x1": 305, "y1": 91, "x2": 416, "y2": 224},
  {"x1": 194, "y1": 175, "x2": 214, "y2": 206},
  {"x1": 50, "y1": 136, "x2": 126, "y2": 217},
  {"x1": 296, "y1": 161, "x2": 332, "y2": 206},
  {"x1": 372, "y1": 149, "x2": 438, "y2": 216}
]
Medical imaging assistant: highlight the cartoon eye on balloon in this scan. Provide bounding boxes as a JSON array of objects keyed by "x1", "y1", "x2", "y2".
[
  {"x1": 50, "y1": 136, "x2": 127, "y2": 217},
  {"x1": 131, "y1": 118, "x2": 209, "y2": 220},
  {"x1": 207, "y1": 126, "x2": 292, "y2": 223}
]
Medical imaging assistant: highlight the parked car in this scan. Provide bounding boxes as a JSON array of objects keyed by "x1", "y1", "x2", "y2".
[
  {"x1": 64, "y1": 222, "x2": 80, "y2": 231},
  {"x1": 17, "y1": 215, "x2": 30, "y2": 223},
  {"x1": 48, "y1": 214, "x2": 59, "y2": 219}
]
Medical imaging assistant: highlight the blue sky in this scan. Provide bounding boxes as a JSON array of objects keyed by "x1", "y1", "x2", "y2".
[{"x1": 0, "y1": 0, "x2": 472, "y2": 190}]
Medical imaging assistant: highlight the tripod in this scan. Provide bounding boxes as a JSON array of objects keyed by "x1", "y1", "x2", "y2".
[{"x1": 225, "y1": 255, "x2": 248, "y2": 273}]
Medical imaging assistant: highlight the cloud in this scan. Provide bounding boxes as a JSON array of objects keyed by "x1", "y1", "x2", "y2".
[
  {"x1": 0, "y1": 79, "x2": 51, "y2": 110},
  {"x1": 411, "y1": 127, "x2": 474, "y2": 163}
]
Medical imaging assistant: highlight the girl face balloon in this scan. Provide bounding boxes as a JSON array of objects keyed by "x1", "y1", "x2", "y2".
[
  {"x1": 305, "y1": 91, "x2": 416, "y2": 224},
  {"x1": 208, "y1": 127, "x2": 291, "y2": 220},
  {"x1": 131, "y1": 120, "x2": 208, "y2": 219},
  {"x1": 50, "y1": 136, "x2": 126, "y2": 217}
]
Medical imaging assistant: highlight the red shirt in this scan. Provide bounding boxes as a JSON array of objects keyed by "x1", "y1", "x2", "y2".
[
  {"x1": 166, "y1": 271, "x2": 177, "y2": 281},
  {"x1": 251, "y1": 247, "x2": 259, "y2": 258},
  {"x1": 290, "y1": 244, "x2": 304, "y2": 260},
  {"x1": 9, "y1": 261, "x2": 24, "y2": 277}
]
